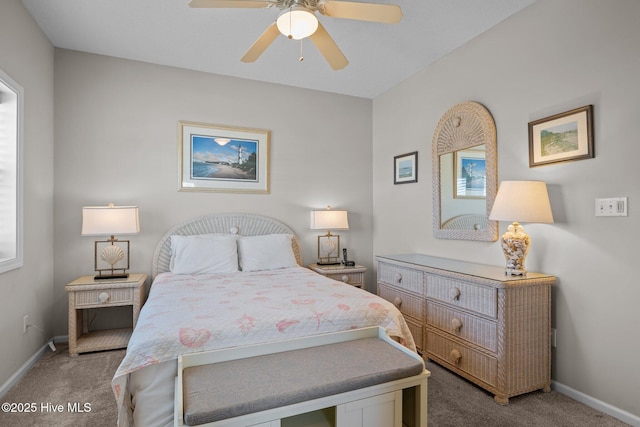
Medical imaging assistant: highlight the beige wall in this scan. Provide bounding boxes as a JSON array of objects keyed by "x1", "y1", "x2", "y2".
[
  {"x1": 0, "y1": 0, "x2": 54, "y2": 387},
  {"x1": 52, "y1": 49, "x2": 374, "y2": 333},
  {"x1": 373, "y1": 0, "x2": 640, "y2": 420}
]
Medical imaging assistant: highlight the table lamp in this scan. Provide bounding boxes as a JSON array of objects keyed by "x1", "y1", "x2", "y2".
[
  {"x1": 488, "y1": 181, "x2": 553, "y2": 275},
  {"x1": 81, "y1": 203, "x2": 140, "y2": 279},
  {"x1": 309, "y1": 206, "x2": 349, "y2": 265}
]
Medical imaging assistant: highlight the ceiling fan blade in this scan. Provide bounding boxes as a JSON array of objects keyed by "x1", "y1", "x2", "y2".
[
  {"x1": 319, "y1": 1, "x2": 402, "y2": 24},
  {"x1": 309, "y1": 21, "x2": 348, "y2": 71},
  {"x1": 189, "y1": 0, "x2": 271, "y2": 8},
  {"x1": 241, "y1": 22, "x2": 280, "y2": 63}
]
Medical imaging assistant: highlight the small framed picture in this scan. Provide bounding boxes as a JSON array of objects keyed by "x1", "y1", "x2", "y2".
[
  {"x1": 528, "y1": 105, "x2": 594, "y2": 167},
  {"x1": 394, "y1": 151, "x2": 418, "y2": 184}
]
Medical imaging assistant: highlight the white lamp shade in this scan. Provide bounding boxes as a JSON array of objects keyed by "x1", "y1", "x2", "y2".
[
  {"x1": 310, "y1": 210, "x2": 349, "y2": 230},
  {"x1": 81, "y1": 205, "x2": 140, "y2": 236},
  {"x1": 489, "y1": 181, "x2": 554, "y2": 224},
  {"x1": 277, "y1": 7, "x2": 318, "y2": 40}
]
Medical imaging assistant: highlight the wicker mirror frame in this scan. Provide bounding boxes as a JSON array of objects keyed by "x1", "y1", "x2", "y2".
[{"x1": 432, "y1": 101, "x2": 498, "y2": 241}]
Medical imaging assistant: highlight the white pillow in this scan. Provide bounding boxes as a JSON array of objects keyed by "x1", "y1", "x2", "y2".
[
  {"x1": 169, "y1": 234, "x2": 239, "y2": 274},
  {"x1": 238, "y1": 234, "x2": 298, "y2": 272}
]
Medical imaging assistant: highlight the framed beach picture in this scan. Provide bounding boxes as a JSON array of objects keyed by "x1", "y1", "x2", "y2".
[
  {"x1": 454, "y1": 149, "x2": 486, "y2": 199},
  {"x1": 179, "y1": 121, "x2": 270, "y2": 193},
  {"x1": 528, "y1": 105, "x2": 594, "y2": 167},
  {"x1": 394, "y1": 151, "x2": 418, "y2": 184}
]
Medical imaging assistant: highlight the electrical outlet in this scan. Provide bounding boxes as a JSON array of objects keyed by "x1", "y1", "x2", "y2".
[
  {"x1": 23, "y1": 314, "x2": 29, "y2": 334},
  {"x1": 551, "y1": 328, "x2": 557, "y2": 348}
]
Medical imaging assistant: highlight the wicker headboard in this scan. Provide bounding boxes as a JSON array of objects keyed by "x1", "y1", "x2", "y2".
[{"x1": 151, "y1": 213, "x2": 302, "y2": 279}]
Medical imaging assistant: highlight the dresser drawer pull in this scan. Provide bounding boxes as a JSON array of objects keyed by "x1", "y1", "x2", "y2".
[
  {"x1": 393, "y1": 296, "x2": 402, "y2": 308},
  {"x1": 449, "y1": 287, "x2": 461, "y2": 300},
  {"x1": 450, "y1": 349, "x2": 462, "y2": 365},
  {"x1": 451, "y1": 317, "x2": 463, "y2": 332},
  {"x1": 394, "y1": 273, "x2": 402, "y2": 284},
  {"x1": 98, "y1": 292, "x2": 110, "y2": 303},
  {"x1": 341, "y1": 275, "x2": 349, "y2": 283}
]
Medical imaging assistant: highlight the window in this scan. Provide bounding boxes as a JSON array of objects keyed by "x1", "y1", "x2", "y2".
[{"x1": 0, "y1": 68, "x2": 23, "y2": 273}]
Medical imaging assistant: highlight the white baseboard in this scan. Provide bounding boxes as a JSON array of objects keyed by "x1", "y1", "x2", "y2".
[
  {"x1": 54, "y1": 334, "x2": 69, "y2": 344},
  {"x1": 553, "y1": 380, "x2": 640, "y2": 427}
]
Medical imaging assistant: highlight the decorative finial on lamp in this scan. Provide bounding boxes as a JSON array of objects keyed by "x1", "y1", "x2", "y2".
[
  {"x1": 488, "y1": 181, "x2": 553, "y2": 275},
  {"x1": 309, "y1": 205, "x2": 349, "y2": 265},
  {"x1": 81, "y1": 203, "x2": 140, "y2": 279}
]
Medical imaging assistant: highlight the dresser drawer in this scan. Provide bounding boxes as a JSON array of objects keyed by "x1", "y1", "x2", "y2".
[
  {"x1": 378, "y1": 263, "x2": 424, "y2": 295},
  {"x1": 426, "y1": 331, "x2": 497, "y2": 387},
  {"x1": 378, "y1": 284, "x2": 425, "y2": 320},
  {"x1": 74, "y1": 288, "x2": 134, "y2": 307},
  {"x1": 426, "y1": 302, "x2": 497, "y2": 352},
  {"x1": 426, "y1": 275, "x2": 497, "y2": 318},
  {"x1": 325, "y1": 271, "x2": 364, "y2": 287}
]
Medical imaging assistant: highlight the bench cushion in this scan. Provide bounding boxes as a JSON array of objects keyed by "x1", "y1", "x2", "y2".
[{"x1": 182, "y1": 337, "x2": 423, "y2": 426}]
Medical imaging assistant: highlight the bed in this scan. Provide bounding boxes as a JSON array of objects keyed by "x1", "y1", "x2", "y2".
[{"x1": 111, "y1": 213, "x2": 417, "y2": 427}]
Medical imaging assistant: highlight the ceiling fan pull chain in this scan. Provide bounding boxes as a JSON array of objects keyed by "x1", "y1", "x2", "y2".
[{"x1": 299, "y1": 38, "x2": 304, "y2": 62}]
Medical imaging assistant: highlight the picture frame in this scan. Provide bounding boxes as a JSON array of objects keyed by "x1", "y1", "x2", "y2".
[
  {"x1": 394, "y1": 151, "x2": 418, "y2": 184},
  {"x1": 528, "y1": 105, "x2": 594, "y2": 167},
  {"x1": 179, "y1": 121, "x2": 270, "y2": 193},
  {"x1": 453, "y1": 149, "x2": 486, "y2": 199}
]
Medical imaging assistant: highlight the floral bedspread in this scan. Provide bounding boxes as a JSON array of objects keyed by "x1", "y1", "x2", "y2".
[{"x1": 112, "y1": 267, "x2": 415, "y2": 425}]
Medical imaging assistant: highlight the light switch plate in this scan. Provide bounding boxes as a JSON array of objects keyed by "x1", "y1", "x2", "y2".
[{"x1": 595, "y1": 197, "x2": 628, "y2": 216}]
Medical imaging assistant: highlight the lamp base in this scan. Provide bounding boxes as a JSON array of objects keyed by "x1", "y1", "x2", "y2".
[
  {"x1": 317, "y1": 232, "x2": 341, "y2": 266},
  {"x1": 316, "y1": 261, "x2": 341, "y2": 266},
  {"x1": 94, "y1": 273, "x2": 129, "y2": 280},
  {"x1": 499, "y1": 222, "x2": 530, "y2": 276},
  {"x1": 504, "y1": 268, "x2": 526, "y2": 277}
]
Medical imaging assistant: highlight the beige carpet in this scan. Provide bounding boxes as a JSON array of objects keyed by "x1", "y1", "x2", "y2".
[{"x1": 0, "y1": 344, "x2": 630, "y2": 426}]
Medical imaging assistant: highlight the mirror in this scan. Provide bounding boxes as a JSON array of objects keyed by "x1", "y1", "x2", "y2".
[{"x1": 432, "y1": 102, "x2": 498, "y2": 241}]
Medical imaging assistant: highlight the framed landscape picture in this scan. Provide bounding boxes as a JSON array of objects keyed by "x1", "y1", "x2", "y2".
[
  {"x1": 528, "y1": 105, "x2": 594, "y2": 167},
  {"x1": 394, "y1": 151, "x2": 418, "y2": 184},
  {"x1": 179, "y1": 121, "x2": 270, "y2": 193}
]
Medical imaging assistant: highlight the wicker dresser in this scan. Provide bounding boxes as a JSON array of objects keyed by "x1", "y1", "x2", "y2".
[{"x1": 376, "y1": 254, "x2": 555, "y2": 404}]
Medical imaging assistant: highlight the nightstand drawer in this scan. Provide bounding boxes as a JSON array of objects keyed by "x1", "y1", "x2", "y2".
[
  {"x1": 74, "y1": 288, "x2": 134, "y2": 307},
  {"x1": 325, "y1": 271, "x2": 364, "y2": 287},
  {"x1": 426, "y1": 330, "x2": 497, "y2": 387},
  {"x1": 378, "y1": 262, "x2": 424, "y2": 295},
  {"x1": 426, "y1": 302, "x2": 497, "y2": 352},
  {"x1": 308, "y1": 264, "x2": 367, "y2": 289},
  {"x1": 378, "y1": 284, "x2": 424, "y2": 320},
  {"x1": 426, "y1": 275, "x2": 497, "y2": 318}
]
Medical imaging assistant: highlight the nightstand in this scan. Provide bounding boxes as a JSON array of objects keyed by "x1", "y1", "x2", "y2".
[
  {"x1": 65, "y1": 273, "x2": 146, "y2": 356},
  {"x1": 308, "y1": 264, "x2": 367, "y2": 289}
]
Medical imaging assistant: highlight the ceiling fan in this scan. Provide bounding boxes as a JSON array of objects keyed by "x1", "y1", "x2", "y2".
[{"x1": 189, "y1": 0, "x2": 403, "y2": 70}]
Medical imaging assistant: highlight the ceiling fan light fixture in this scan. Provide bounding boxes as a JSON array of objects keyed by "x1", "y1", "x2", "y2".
[{"x1": 276, "y1": 6, "x2": 318, "y2": 40}]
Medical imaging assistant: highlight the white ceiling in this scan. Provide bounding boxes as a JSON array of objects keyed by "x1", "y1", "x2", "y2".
[{"x1": 21, "y1": 0, "x2": 535, "y2": 99}]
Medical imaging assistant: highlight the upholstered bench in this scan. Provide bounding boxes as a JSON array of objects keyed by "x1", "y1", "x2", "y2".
[{"x1": 175, "y1": 327, "x2": 429, "y2": 427}]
